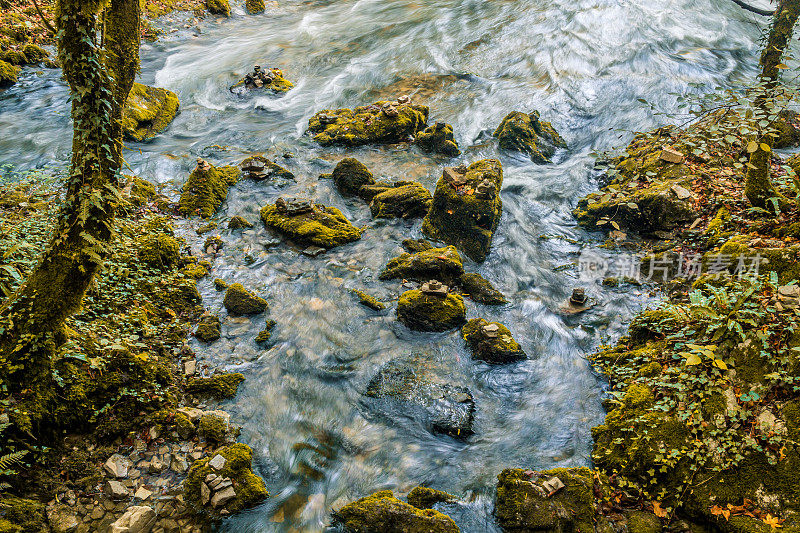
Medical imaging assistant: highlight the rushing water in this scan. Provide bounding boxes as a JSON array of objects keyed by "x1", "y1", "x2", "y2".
[{"x1": 0, "y1": 0, "x2": 778, "y2": 531}]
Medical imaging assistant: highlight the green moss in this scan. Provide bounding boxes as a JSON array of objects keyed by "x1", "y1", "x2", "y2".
[
  {"x1": 0, "y1": 60, "x2": 19, "y2": 87},
  {"x1": 187, "y1": 372, "x2": 245, "y2": 399},
  {"x1": 197, "y1": 411, "x2": 231, "y2": 442},
  {"x1": 396, "y1": 289, "x2": 466, "y2": 332},
  {"x1": 137, "y1": 233, "x2": 181, "y2": 269},
  {"x1": 206, "y1": 0, "x2": 230, "y2": 16},
  {"x1": 772, "y1": 110, "x2": 800, "y2": 149},
  {"x1": 204, "y1": 234, "x2": 223, "y2": 252},
  {"x1": 458, "y1": 273, "x2": 507, "y2": 305},
  {"x1": 255, "y1": 319, "x2": 276, "y2": 345},
  {"x1": 462, "y1": 318, "x2": 525, "y2": 364},
  {"x1": 124, "y1": 175, "x2": 157, "y2": 208},
  {"x1": 228, "y1": 216, "x2": 253, "y2": 230},
  {"x1": 493, "y1": 111, "x2": 566, "y2": 164},
  {"x1": 706, "y1": 235, "x2": 800, "y2": 284},
  {"x1": 175, "y1": 411, "x2": 196, "y2": 439},
  {"x1": 495, "y1": 468, "x2": 600, "y2": 533},
  {"x1": 406, "y1": 487, "x2": 456, "y2": 510},
  {"x1": 626, "y1": 511, "x2": 662, "y2": 533},
  {"x1": 260, "y1": 201, "x2": 362, "y2": 249},
  {"x1": 184, "y1": 443, "x2": 268, "y2": 518},
  {"x1": 20, "y1": 44, "x2": 48, "y2": 64},
  {"x1": 179, "y1": 163, "x2": 240, "y2": 219},
  {"x1": 370, "y1": 182, "x2": 432, "y2": 219},
  {"x1": 308, "y1": 101, "x2": 429, "y2": 147},
  {"x1": 214, "y1": 278, "x2": 229, "y2": 291},
  {"x1": 0, "y1": 497, "x2": 46, "y2": 533},
  {"x1": 122, "y1": 83, "x2": 180, "y2": 142},
  {"x1": 332, "y1": 157, "x2": 375, "y2": 197},
  {"x1": 194, "y1": 314, "x2": 221, "y2": 342},
  {"x1": 422, "y1": 159, "x2": 503, "y2": 262},
  {"x1": 223, "y1": 283, "x2": 268, "y2": 315},
  {"x1": 245, "y1": 0, "x2": 264, "y2": 13},
  {"x1": 415, "y1": 123, "x2": 460, "y2": 157},
  {"x1": 334, "y1": 490, "x2": 459, "y2": 533},
  {"x1": 704, "y1": 206, "x2": 732, "y2": 246},
  {"x1": 352, "y1": 289, "x2": 386, "y2": 311},
  {"x1": 240, "y1": 155, "x2": 295, "y2": 180},
  {"x1": 380, "y1": 245, "x2": 464, "y2": 283}
]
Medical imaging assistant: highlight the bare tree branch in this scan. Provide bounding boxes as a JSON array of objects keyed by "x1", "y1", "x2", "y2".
[
  {"x1": 31, "y1": 0, "x2": 56, "y2": 34},
  {"x1": 730, "y1": 0, "x2": 776, "y2": 16}
]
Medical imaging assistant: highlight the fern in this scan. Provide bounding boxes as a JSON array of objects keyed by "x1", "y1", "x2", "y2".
[{"x1": 0, "y1": 450, "x2": 28, "y2": 473}]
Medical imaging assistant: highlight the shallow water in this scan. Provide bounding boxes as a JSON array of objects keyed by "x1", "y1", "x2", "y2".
[{"x1": 0, "y1": 0, "x2": 779, "y2": 530}]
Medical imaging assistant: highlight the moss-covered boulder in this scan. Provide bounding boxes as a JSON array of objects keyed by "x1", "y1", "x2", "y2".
[
  {"x1": 194, "y1": 314, "x2": 221, "y2": 342},
  {"x1": 380, "y1": 246, "x2": 464, "y2": 284},
  {"x1": 223, "y1": 283, "x2": 268, "y2": 315},
  {"x1": 184, "y1": 443, "x2": 268, "y2": 518},
  {"x1": 246, "y1": 0, "x2": 265, "y2": 14},
  {"x1": 308, "y1": 100, "x2": 429, "y2": 147},
  {"x1": 415, "y1": 122, "x2": 460, "y2": 157},
  {"x1": 0, "y1": 60, "x2": 19, "y2": 88},
  {"x1": 495, "y1": 468, "x2": 604, "y2": 533},
  {"x1": 462, "y1": 318, "x2": 525, "y2": 364},
  {"x1": 228, "y1": 215, "x2": 253, "y2": 229},
  {"x1": 255, "y1": 319, "x2": 276, "y2": 345},
  {"x1": 704, "y1": 236, "x2": 800, "y2": 285},
  {"x1": 187, "y1": 373, "x2": 245, "y2": 399},
  {"x1": 396, "y1": 289, "x2": 466, "y2": 332},
  {"x1": 206, "y1": 0, "x2": 230, "y2": 16},
  {"x1": 458, "y1": 273, "x2": 507, "y2": 305},
  {"x1": 137, "y1": 233, "x2": 181, "y2": 269},
  {"x1": 370, "y1": 182, "x2": 432, "y2": 219},
  {"x1": 403, "y1": 238, "x2": 434, "y2": 253},
  {"x1": 333, "y1": 490, "x2": 459, "y2": 533},
  {"x1": 260, "y1": 199, "x2": 362, "y2": 249},
  {"x1": 332, "y1": 158, "x2": 376, "y2": 197},
  {"x1": 493, "y1": 111, "x2": 566, "y2": 164},
  {"x1": 122, "y1": 83, "x2": 180, "y2": 142},
  {"x1": 406, "y1": 487, "x2": 457, "y2": 510},
  {"x1": 21, "y1": 44, "x2": 48, "y2": 64},
  {"x1": 422, "y1": 159, "x2": 503, "y2": 262},
  {"x1": 364, "y1": 358, "x2": 475, "y2": 438},
  {"x1": 0, "y1": 497, "x2": 47, "y2": 533},
  {"x1": 230, "y1": 67, "x2": 293, "y2": 94},
  {"x1": 178, "y1": 161, "x2": 240, "y2": 219}
]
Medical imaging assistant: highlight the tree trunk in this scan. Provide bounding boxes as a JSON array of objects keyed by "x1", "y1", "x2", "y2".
[
  {"x1": 744, "y1": 0, "x2": 800, "y2": 210},
  {"x1": 0, "y1": 0, "x2": 139, "y2": 429}
]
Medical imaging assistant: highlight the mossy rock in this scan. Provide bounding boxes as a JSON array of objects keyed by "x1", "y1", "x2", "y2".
[
  {"x1": 462, "y1": 318, "x2": 525, "y2": 364},
  {"x1": 0, "y1": 60, "x2": 19, "y2": 88},
  {"x1": 246, "y1": 0, "x2": 265, "y2": 13},
  {"x1": 240, "y1": 155, "x2": 295, "y2": 181},
  {"x1": 178, "y1": 163, "x2": 239, "y2": 219},
  {"x1": 228, "y1": 216, "x2": 253, "y2": 229},
  {"x1": 194, "y1": 314, "x2": 221, "y2": 342},
  {"x1": 773, "y1": 110, "x2": 800, "y2": 149},
  {"x1": 370, "y1": 182, "x2": 432, "y2": 219},
  {"x1": 21, "y1": 44, "x2": 48, "y2": 64},
  {"x1": 231, "y1": 68, "x2": 293, "y2": 94},
  {"x1": 206, "y1": 0, "x2": 230, "y2": 15},
  {"x1": 493, "y1": 111, "x2": 566, "y2": 164},
  {"x1": 415, "y1": 123, "x2": 460, "y2": 157},
  {"x1": 123, "y1": 175, "x2": 158, "y2": 208},
  {"x1": 223, "y1": 283, "x2": 268, "y2": 315},
  {"x1": 184, "y1": 443, "x2": 268, "y2": 518},
  {"x1": 137, "y1": 233, "x2": 181, "y2": 269},
  {"x1": 187, "y1": 373, "x2": 245, "y2": 399},
  {"x1": 197, "y1": 410, "x2": 235, "y2": 442},
  {"x1": 308, "y1": 101, "x2": 429, "y2": 146},
  {"x1": 406, "y1": 487, "x2": 456, "y2": 510},
  {"x1": 352, "y1": 289, "x2": 386, "y2": 311},
  {"x1": 396, "y1": 289, "x2": 466, "y2": 332},
  {"x1": 704, "y1": 236, "x2": 800, "y2": 285},
  {"x1": 422, "y1": 159, "x2": 503, "y2": 262},
  {"x1": 0, "y1": 50, "x2": 27, "y2": 66},
  {"x1": 122, "y1": 83, "x2": 180, "y2": 142},
  {"x1": 495, "y1": 467, "x2": 602, "y2": 533},
  {"x1": 380, "y1": 245, "x2": 464, "y2": 284},
  {"x1": 402, "y1": 238, "x2": 434, "y2": 253},
  {"x1": 0, "y1": 497, "x2": 47, "y2": 533},
  {"x1": 458, "y1": 273, "x2": 507, "y2": 305},
  {"x1": 625, "y1": 511, "x2": 662, "y2": 533},
  {"x1": 333, "y1": 490, "x2": 459, "y2": 533},
  {"x1": 255, "y1": 320, "x2": 276, "y2": 345},
  {"x1": 214, "y1": 278, "x2": 229, "y2": 291},
  {"x1": 332, "y1": 158, "x2": 376, "y2": 197},
  {"x1": 364, "y1": 358, "x2": 475, "y2": 438},
  {"x1": 260, "y1": 200, "x2": 362, "y2": 249}
]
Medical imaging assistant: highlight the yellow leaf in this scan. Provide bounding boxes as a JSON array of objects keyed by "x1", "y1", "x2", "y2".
[
  {"x1": 763, "y1": 515, "x2": 784, "y2": 529},
  {"x1": 713, "y1": 359, "x2": 728, "y2": 370},
  {"x1": 747, "y1": 141, "x2": 758, "y2": 153},
  {"x1": 686, "y1": 354, "x2": 702, "y2": 366},
  {"x1": 775, "y1": 63, "x2": 789, "y2": 69},
  {"x1": 760, "y1": 143, "x2": 771, "y2": 152}
]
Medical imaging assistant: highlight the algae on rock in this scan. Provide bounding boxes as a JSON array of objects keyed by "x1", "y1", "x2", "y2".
[
  {"x1": 332, "y1": 158, "x2": 376, "y2": 197},
  {"x1": 458, "y1": 273, "x2": 507, "y2": 305},
  {"x1": 333, "y1": 490, "x2": 460, "y2": 533},
  {"x1": 308, "y1": 101, "x2": 429, "y2": 146},
  {"x1": 370, "y1": 182, "x2": 432, "y2": 219},
  {"x1": 206, "y1": 0, "x2": 230, "y2": 16},
  {"x1": 194, "y1": 314, "x2": 221, "y2": 342},
  {"x1": 406, "y1": 487, "x2": 457, "y2": 510},
  {"x1": 422, "y1": 159, "x2": 504, "y2": 262},
  {"x1": 493, "y1": 111, "x2": 566, "y2": 164},
  {"x1": 0, "y1": 60, "x2": 19, "y2": 88},
  {"x1": 122, "y1": 83, "x2": 180, "y2": 142},
  {"x1": 187, "y1": 373, "x2": 245, "y2": 400},
  {"x1": 260, "y1": 199, "x2": 362, "y2": 249}
]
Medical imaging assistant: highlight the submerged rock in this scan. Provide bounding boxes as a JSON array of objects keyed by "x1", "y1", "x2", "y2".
[
  {"x1": 415, "y1": 122, "x2": 460, "y2": 157},
  {"x1": 364, "y1": 358, "x2": 475, "y2": 438},
  {"x1": 260, "y1": 198, "x2": 362, "y2": 249},
  {"x1": 333, "y1": 490, "x2": 460, "y2": 533},
  {"x1": 223, "y1": 283, "x2": 268, "y2": 315},
  {"x1": 352, "y1": 289, "x2": 387, "y2": 311},
  {"x1": 462, "y1": 318, "x2": 525, "y2": 364},
  {"x1": 240, "y1": 155, "x2": 295, "y2": 182},
  {"x1": 231, "y1": 66, "x2": 293, "y2": 95},
  {"x1": 369, "y1": 181, "x2": 433, "y2": 219},
  {"x1": 184, "y1": 443, "x2": 268, "y2": 519},
  {"x1": 380, "y1": 246, "x2": 464, "y2": 284},
  {"x1": 178, "y1": 159, "x2": 240, "y2": 219},
  {"x1": 493, "y1": 110, "x2": 566, "y2": 164},
  {"x1": 407, "y1": 487, "x2": 457, "y2": 510},
  {"x1": 194, "y1": 314, "x2": 222, "y2": 342},
  {"x1": 458, "y1": 273, "x2": 507, "y2": 305},
  {"x1": 422, "y1": 160, "x2": 504, "y2": 262},
  {"x1": 308, "y1": 100, "x2": 429, "y2": 146},
  {"x1": 332, "y1": 158, "x2": 376, "y2": 197},
  {"x1": 396, "y1": 287, "x2": 466, "y2": 332},
  {"x1": 122, "y1": 83, "x2": 180, "y2": 142}
]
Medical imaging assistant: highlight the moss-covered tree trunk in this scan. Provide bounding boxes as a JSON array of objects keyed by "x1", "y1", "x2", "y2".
[
  {"x1": 744, "y1": 0, "x2": 800, "y2": 209},
  {"x1": 0, "y1": 0, "x2": 139, "y2": 430}
]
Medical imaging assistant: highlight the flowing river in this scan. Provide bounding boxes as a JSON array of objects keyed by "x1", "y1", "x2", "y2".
[{"x1": 0, "y1": 0, "x2": 777, "y2": 531}]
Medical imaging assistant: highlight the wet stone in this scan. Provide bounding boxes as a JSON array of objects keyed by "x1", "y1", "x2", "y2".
[{"x1": 275, "y1": 197, "x2": 313, "y2": 216}]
